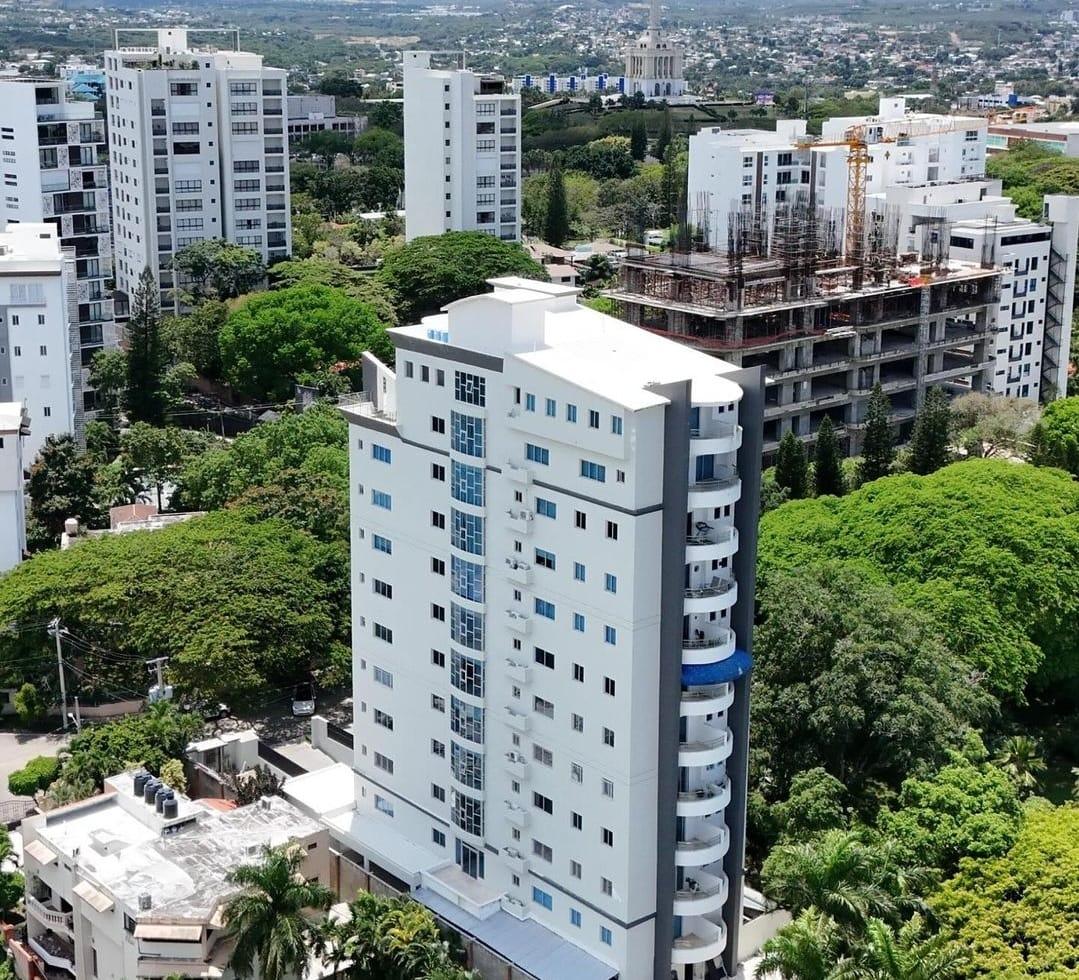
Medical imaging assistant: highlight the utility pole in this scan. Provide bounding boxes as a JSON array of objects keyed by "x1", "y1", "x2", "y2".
[
  {"x1": 146, "y1": 656, "x2": 172, "y2": 703},
  {"x1": 72, "y1": 697, "x2": 82, "y2": 733},
  {"x1": 48, "y1": 618, "x2": 68, "y2": 731}
]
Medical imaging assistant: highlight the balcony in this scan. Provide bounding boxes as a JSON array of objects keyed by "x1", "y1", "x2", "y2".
[
  {"x1": 683, "y1": 577, "x2": 736, "y2": 616},
  {"x1": 671, "y1": 917, "x2": 726, "y2": 966},
  {"x1": 504, "y1": 801, "x2": 529, "y2": 828},
  {"x1": 675, "y1": 820, "x2": 730, "y2": 868},
  {"x1": 676, "y1": 778, "x2": 732, "y2": 819},
  {"x1": 687, "y1": 468, "x2": 741, "y2": 510},
  {"x1": 685, "y1": 525, "x2": 738, "y2": 564},
  {"x1": 505, "y1": 608, "x2": 531, "y2": 635},
  {"x1": 504, "y1": 460, "x2": 531, "y2": 484},
  {"x1": 503, "y1": 707, "x2": 531, "y2": 733},
  {"x1": 673, "y1": 869, "x2": 729, "y2": 918},
  {"x1": 690, "y1": 421, "x2": 742, "y2": 455},
  {"x1": 505, "y1": 659, "x2": 532, "y2": 684},
  {"x1": 678, "y1": 723, "x2": 733, "y2": 768},
  {"x1": 503, "y1": 751, "x2": 529, "y2": 780},
  {"x1": 502, "y1": 846, "x2": 528, "y2": 874},
  {"x1": 504, "y1": 508, "x2": 534, "y2": 535},
  {"x1": 680, "y1": 683, "x2": 735, "y2": 717},
  {"x1": 27, "y1": 895, "x2": 73, "y2": 934},
  {"x1": 29, "y1": 933, "x2": 76, "y2": 974},
  {"x1": 682, "y1": 626, "x2": 735, "y2": 664},
  {"x1": 504, "y1": 557, "x2": 532, "y2": 586}
]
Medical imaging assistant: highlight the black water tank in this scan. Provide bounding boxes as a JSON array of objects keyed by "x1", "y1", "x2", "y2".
[
  {"x1": 143, "y1": 778, "x2": 160, "y2": 804},
  {"x1": 162, "y1": 795, "x2": 178, "y2": 819},
  {"x1": 155, "y1": 785, "x2": 170, "y2": 813},
  {"x1": 133, "y1": 771, "x2": 149, "y2": 796}
]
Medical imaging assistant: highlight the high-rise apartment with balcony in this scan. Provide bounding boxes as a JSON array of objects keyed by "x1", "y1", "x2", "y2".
[
  {"x1": 338, "y1": 277, "x2": 763, "y2": 980},
  {"x1": 403, "y1": 51, "x2": 521, "y2": 242},
  {"x1": 0, "y1": 77, "x2": 117, "y2": 420},
  {"x1": 104, "y1": 29, "x2": 291, "y2": 311}
]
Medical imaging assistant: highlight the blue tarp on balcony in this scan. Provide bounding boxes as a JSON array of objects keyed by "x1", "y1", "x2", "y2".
[{"x1": 681, "y1": 649, "x2": 753, "y2": 687}]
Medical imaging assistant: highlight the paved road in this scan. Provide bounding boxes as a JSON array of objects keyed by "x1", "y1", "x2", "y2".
[
  {"x1": 217, "y1": 687, "x2": 353, "y2": 746},
  {"x1": 0, "y1": 729, "x2": 69, "y2": 805}
]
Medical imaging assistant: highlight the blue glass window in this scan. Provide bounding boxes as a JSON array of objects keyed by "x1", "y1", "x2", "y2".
[
  {"x1": 451, "y1": 460, "x2": 485, "y2": 506},
  {"x1": 574, "y1": 613, "x2": 585, "y2": 632},
  {"x1": 451, "y1": 555, "x2": 485, "y2": 602},
  {"x1": 372, "y1": 489, "x2": 392, "y2": 509},
  {"x1": 451, "y1": 740, "x2": 484, "y2": 788},
  {"x1": 570, "y1": 909, "x2": 582, "y2": 927},
  {"x1": 536, "y1": 497, "x2": 557, "y2": 518},
  {"x1": 372, "y1": 534, "x2": 392, "y2": 554},
  {"x1": 534, "y1": 598, "x2": 555, "y2": 620},
  {"x1": 450, "y1": 696, "x2": 485, "y2": 744},
  {"x1": 545, "y1": 397, "x2": 556, "y2": 417},
  {"x1": 580, "y1": 460, "x2": 606, "y2": 482},
  {"x1": 588, "y1": 410, "x2": 600, "y2": 429},
  {"x1": 604, "y1": 625, "x2": 617, "y2": 645},
  {"x1": 532, "y1": 887, "x2": 553, "y2": 910},
  {"x1": 600, "y1": 927, "x2": 612, "y2": 946},
  {"x1": 451, "y1": 509, "x2": 485, "y2": 555},
  {"x1": 611, "y1": 416, "x2": 623, "y2": 435},
  {"x1": 454, "y1": 371, "x2": 486, "y2": 406},
  {"x1": 566, "y1": 404, "x2": 577, "y2": 423},
  {"x1": 451, "y1": 651, "x2": 485, "y2": 698},
  {"x1": 451, "y1": 603, "x2": 485, "y2": 650},
  {"x1": 372, "y1": 443, "x2": 392, "y2": 463},
  {"x1": 451, "y1": 412, "x2": 485, "y2": 457},
  {"x1": 605, "y1": 573, "x2": 617, "y2": 593},
  {"x1": 535, "y1": 548, "x2": 556, "y2": 570},
  {"x1": 574, "y1": 562, "x2": 586, "y2": 582},
  {"x1": 526, "y1": 443, "x2": 550, "y2": 465},
  {"x1": 525, "y1": 393, "x2": 536, "y2": 412}
]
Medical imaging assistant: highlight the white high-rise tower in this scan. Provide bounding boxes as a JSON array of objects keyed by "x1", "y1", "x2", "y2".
[{"x1": 625, "y1": 0, "x2": 687, "y2": 99}]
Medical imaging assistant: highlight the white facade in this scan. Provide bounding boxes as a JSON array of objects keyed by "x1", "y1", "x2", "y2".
[
  {"x1": 0, "y1": 401, "x2": 29, "y2": 571},
  {"x1": 0, "y1": 223, "x2": 78, "y2": 461},
  {"x1": 624, "y1": 0, "x2": 687, "y2": 99},
  {"x1": 403, "y1": 51, "x2": 521, "y2": 242},
  {"x1": 341, "y1": 278, "x2": 760, "y2": 980},
  {"x1": 0, "y1": 77, "x2": 117, "y2": 420},
  {"x1": 18, "y1": 771, "x2": 328, "y2": 980},
  {"x1": 689, "y1": 98, "x2": 988, "y2": 251},
  {"x1": 286, "y1": 94, "x2": 365, "y2": 145},
  {"x1": 104, "y1": 29, "x2": 291, "y2": 311},
  {"x1": 870, "y1": 179, "x2": 1079, "y2": 400}
]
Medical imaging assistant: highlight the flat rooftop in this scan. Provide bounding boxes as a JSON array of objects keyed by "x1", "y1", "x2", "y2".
[{"x1": 34, "y1": 773, "x2": 321, "y2": 922}]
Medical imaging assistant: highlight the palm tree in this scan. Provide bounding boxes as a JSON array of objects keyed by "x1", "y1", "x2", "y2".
[
  {"x1": 759, "y1": 908, "x2": 851, "y2": 980},
  {"x1": 993, "y1": 735, "x2": 1046, "y2": 794},
  {"x1": 846, "y1": 915, "x2": 967, "y2": 980},
  {"x1": 224, "y1": 845, "x2": 334, "y2": 980}
]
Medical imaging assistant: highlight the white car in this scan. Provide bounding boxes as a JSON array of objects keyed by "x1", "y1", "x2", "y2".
[{"x1": 291, "y1": 682, "x2": 315, "y2": 717}]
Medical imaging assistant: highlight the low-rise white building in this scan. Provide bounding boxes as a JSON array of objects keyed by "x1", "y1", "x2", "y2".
[
  {"x1": 17, "y1": 771, "x2": 328, "y2": 980},
  {"x1": 286, "y1": 95, "x2": 365, "y2": 146},
  {"x1": 0, "y1": 223, "x2": 78, "y2": 462},
  {"x1": 0, "y1": 401, "x2": 30, "y2": 571}
]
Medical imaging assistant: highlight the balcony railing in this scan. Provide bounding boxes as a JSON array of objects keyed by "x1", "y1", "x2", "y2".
[
  {"x1": 683, "y1": 628, "x2": 732, "y2": 651},
  {"x1": 684, "y1": 578, "x2": 734, "y2": 600}
]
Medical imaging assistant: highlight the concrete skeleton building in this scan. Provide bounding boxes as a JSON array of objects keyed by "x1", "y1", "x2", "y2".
[
  {"x1": 402, "y1": 51, "x2": 521, "y2": 243},
  {"x1": 332, "y1": 276, "x2": 762, "y2": 980},
  {"x1": 104, "y1": 28, "x2": 292, "y2": 312},
  {"x1": 624, "y1": 0, "x2": 687, "y2": 99},
  {"x1": 0, "y1": 223, "x2": 80, "y2": 461},
  {"x1": 15, "y1": 771, "x2": 327, "y2": 980},
  {"x1": 0, "y1": 402, "x2": 30, "y2": 571},
  {"x1": 0, "y1": 77, "x2": 118, "y2": 417},
  {"x1": 688, "y1": 99, "x2": 988, "y2": 252}
]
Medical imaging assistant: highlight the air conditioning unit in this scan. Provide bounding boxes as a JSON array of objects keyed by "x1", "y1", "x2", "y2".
[{"x1": 138, "y1": 893, "x2": 152, "y2": 911}]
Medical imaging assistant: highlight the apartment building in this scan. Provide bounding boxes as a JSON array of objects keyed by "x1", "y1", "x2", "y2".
[
  {"x1": 0, "y1": 77, "x2": 117, "y2": 417},
  {"x1": 104, "y1": 28, "x2": 291, "y2": 311},
  {"x1": 0, "y1": 402, "x2": 30, "y2": 571},
  {"x1": 0, "y1": 223, "x2": 79, "y2": 461},
  {"x1": 869, "y1": 180, "x2": 1079, "y2": 400},
  {"x1": 688, "y1": 98, "x2": 987, "y2": 251},
  {"x1": 338, "y1": 277, "x2": 762, "y2": 980},
  {"x1": 403, "y1": 51, "x2": 521, "y2": 242},
  {"x1": 15, "y1": 771, "x2": 327, "y2": 980}
]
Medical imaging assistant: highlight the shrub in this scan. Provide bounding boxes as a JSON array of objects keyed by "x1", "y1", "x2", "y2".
[{"x1": 8, "y1": 755, "x2": 60, "y2": 797}]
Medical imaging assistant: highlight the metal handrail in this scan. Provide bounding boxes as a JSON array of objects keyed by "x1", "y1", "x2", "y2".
[{"x1": 682, "y1": 630, "x2": 732, "y2": 650}]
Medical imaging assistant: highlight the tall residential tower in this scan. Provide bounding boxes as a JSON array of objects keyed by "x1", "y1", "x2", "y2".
[{"x1": 339, "y1": 278, "x2": 762, "y2": 980}]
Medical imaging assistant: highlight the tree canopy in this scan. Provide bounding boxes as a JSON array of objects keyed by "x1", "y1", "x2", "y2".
[
  {"x1": 219, "y1": 284, "x2": 391, "y2": 400},
  {"x1": 172, "y1": 239, "x2": 266, "y2": 302},
  {"x1": 1030, "y1": 396, "x2": 1079, "y2": 474},
  {"x1": 377, "y1": 232, "x2": 547, "y2": 323},
  {"x1": 267, "y1": 258, "x2": 398, "y2": 325}
]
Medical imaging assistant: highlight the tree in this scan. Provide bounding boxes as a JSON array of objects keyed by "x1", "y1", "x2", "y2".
[
  {"x1": 27, "y1": 434, "x2": 101, "y2": 541},
  {"x1": 629, "y1": 117, "x2": 647, "y2": 160},
  {"x1": 992, "y1": 735, "x2": 1046, "y2": 796},
  {"x1": 88, "y1": 348, "x2": 128, "y2": 423},
  {"x1": 310, "y1": 169, "x2": 366, "y2": 219},
  {"x1": 932, "y1": 805, "x2": 1079, "y2": 978},
  {"x1": 126, "y1": 267, "x2": 168, "y2": 426},
  {"x1": 859, "y1": 383, "x2": 894, "y2": 483},
  {"x1": 773, "y1": 768, "x2": 850, "y2": 839},
  {"x1": 660, "y1": 144, "x2": 679, "y2": 227},
  {"x1": 655, "y1": 106, "x2": 673, "y2": 160},
  {"x1": 224, "y1": 845, "x2": 333, "y2": 980},
  {"x1": 0, "y1": 827, "x2": 23, "y2": 916},
  {"x1": 952, "y1": 392, "x2": 1040, "y2": 460},
  {"x1": 752, "y1": 563, "x2": 993, "y2": 802},
  {"x1": 351, "y1": 128, "x2": 404, "y2": 169},
  {"x1": 759, "y1": 909, "x2": 849, "y2": 980},
  {"x1": 543, "y1": 158, "x2": 571, "y2": 247},
  {"x1": 908, "y1": 386, "x2": 951, "y2": 475},
  {"x1": 12, "y1": 682, "x2": 45, "y2": 726},
  {"x1": 164, "y1": 301, "x2": 228, "y2": 379},
  {"x1": 775, "y1": 431, "x2": 808, "y2": 499},
  {"x1": 378, "y1": 232, "x2": 547, "y2": 323},
  {"x1": 172, "y1": 240, "x2": 266, "y2": 302},
  {"x1": 218, "y1": 284, "x2": 389, "y2": 400},
  {"x1": 159, "y1": 758, "x2": 187, "y2": 795},
  {"x1": 849, "y1": 916, "x2": 967, "y2": 980},
  {"x1": 563, "y1": 136, "x2": 636, "y2": 180},
  {"x1": 814, "y1": 417, "x2": 844, "y2": 496},
  {"x1": 1028, "y1": 395, "x2": 1079, "y2": 473},
  {"x1": 268, "y1": 259, "x2": 398, "y2": 326},
  {"x1": 120, "y1": 424, "x2": 210, "y2": 511}
]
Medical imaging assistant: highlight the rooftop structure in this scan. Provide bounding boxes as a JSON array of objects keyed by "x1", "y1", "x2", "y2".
[
  {"x1": 624, "y1": 0, "x2": 687, "y2": 99},
  {"x1": 286, "y1": 94, "x2": 366, "y2": 145},
  {"x1": 987, "y1": 119, "x2": 1079, "y2": 157}
]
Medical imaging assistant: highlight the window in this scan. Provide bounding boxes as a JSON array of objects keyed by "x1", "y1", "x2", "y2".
[
  {"x1": 373, "y1": 534, "x2": 392, "y2": 554},
  {"x1": 454, "y1": 371, "x2": 486, "y2": 405},
  {"x1": 534, "y1": 696, "x2": 554, "y2": 718},
  {"x1": 432, "y1": 783, "x2": 446, "y2": 802},
  {"x1": 574, "y1": 562, "x2": 585, "y2": 582},
  {"x1": 536, "y1": 497, "x2": 556, "y2": 518},
  {"x1": 566, "y1": 403, "x2": 577, "y2": 423},
  {"x1": 588, "y1": 409, "x2": 600, "y2": 429},
  {"x1": 602, "y1": 827, "x2": 613, "y2": 846},
  {"x1": 433, "y1": 828, "x2": 446, "y2": 847},
  {"x1": 532, "y1": 840, "x2": 553, "y2": 862},
  {"x1": 372, "y1": 489, "x2": 392, "y2": 510},
  {"x1": 602, "y1": 778, "x2": 614, "y2": 798},
  {"x1": 431, "y1": 603, "x2": 446, "y2": 622},
  {"x1": 374, "y1": 709, "x2": 393, "y2": 730},
  {"x1": 451, "y1": 509, "x2": 484, "y2": 555},
  {"x1": 374, "y1": 795, "x2": 394, "y2": 816},
  {"x1": 373, "y1": 751, "x2": 393, "y2": 774},
  {"x1": 605, "y1": 573, "x2": 617, "y2": 593},
  {"x1": 534, "y1": 647, "x2": 555, "y2": 669},
  {"x1": 571, "y1": 763, "x2": 583, "y2": 783},
  {"x1": 373, "y1": 666, "x2": 393, "y2": 687},
  {"x1": 432, "y1": 462, "x2": 446, "y2": 481},
  {"x1": 533, "y1": 743, "x2": 553, "y2": 767},
  {"x1": 575, "y1": 510, "x2": 587, "y2": 530},
  {"x1": 431, "y1": 511, "x2": 446, "y2": 530},
  {"x1": 605, "y1": 626, "x2": 617, "y2": 645},
  {"x1": 432, "y1": 649, "x2": 446, "y2": 667},
  {"x1": 525, "y1": 443, "x2": 549, "y2": 465},
  {"x1": 533, "y1": 792, "x2": 553, "y2": 814},
  {"x1": 373, "y1": 579, "x2": 392, "y2": 599},
  {"x1": 451, "y1": 460, "x2": 484, "y2": 506},
  {"x1": 573, "y1": 663, "x2": 584, "y2": 682},
  {"x1": 572, "y1": 713, "x2": 584, "y2": 732},
  {"x1": 604, "y1": 677, "x2": 616, "y2": 696},
  {"x1": 534, "y1": 598, "x2": 555, "y2": 620},
  {"x1": 451, "y1": 411, "x2": 484, "y2": 457},
  {"x1": 606, "y1": 521, "x2": 619, "y2": 540},
  {"x1": 534, "y1": 548, "x2": 555, "y2": 570},
  {"x1": 581, "y1": 460, "x2": 606, "y2": 482},
  {"x1": 532, "y1": 886, "x2": 553, "y2": 910},
  {"x1": 611, "y1": 415, "x2": 623, "y2": 435},
  {"x1": 372, "y1": 444, "x2": 392, "y2": 463},
  {"x1": 432, "y1": 739, "x2": 445, "y2": 757},
  {"x1": 421, "y1": 365, "x2": 429, "y2": 382},
  {"x1": 39, "y1": 345, "x2": 47, "y2": 356},
  {"x1": 600, "y1": 927, "x2": 613, "y2": 946},
  {"x1": 431, "y1": 557, "x2": 446, "y2": 576},
  {"x1": 570, "y1": 908, "x2": 582, "y2": 927},
  {"x1": 545, "y1": 397, "x2": 556, "y2": 417},
  {"x1": 573, "y1": 613, "x2": 585, "y2": 632},
  {"x1": 450, "y1": 602, "x2": 485, "y2": 650},
  {"x1": 572, "y1": 811, "x2": 583, "y2": 830},
  {"x1": 525, "y1": 393, "x2": 536, "y2": 412},
  {"x1": 603, "y1": 727, "x2": 615, "y2": 747},
  {"x1": 431, "y1": 694, "x2": 445, "y2": 712},
  {"x1": 374, "y1": 623, "x2": 393, "y2": 643},
  {"x1": 431, "y1": 416, "x2": 446, "y2": 434}
]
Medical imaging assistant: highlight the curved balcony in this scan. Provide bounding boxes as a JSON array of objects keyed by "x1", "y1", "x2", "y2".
[
  {"x1": 683, "y1": 578, "x2": 737, "y2": 615},
  {"x1": 680, "y1": 683, "x2": 735, "y2": 717},
  {"x1": 690, "y1": 423, "x2": 743, "y2": 456},
  {"x1": 673, "y1": 869, "x2": 729, "y2": 917},
  {"x1": 682, "y1": 627, "x2": 736, "y2": 666},
  {"x1": 675, "y1": 821, "x2": 730, "y2": 868},
  {"x1": 678, "y1": 725, "x2": 733, "y2": 768},
  {"x1": 685, "y1": 525, "x2": 739, "y2": 564},
  {"x1": 687, "y1": 471, "x2": 741, "y2": 511},
  {"x1": 676, "y1": 778, "x2": 732, "y2": 819},
  {"x1": 671, "y1": 916, "x2": 727, "y2": 966},
  {"x1": 26, "y1": 895, "x2": 73, "y2": 934}
]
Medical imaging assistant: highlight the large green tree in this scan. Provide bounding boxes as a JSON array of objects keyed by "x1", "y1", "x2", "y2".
[
  {"x1": 908, "y1": 386, "x2": 951, "y2": 475},
  {"x1": 164, "y1": 300, "x2": 229, "y2": 379},
  {"x1": 814, "y1": 417, "x2": 844, "y2": 497},
  {"x1": 173, "y1": 240, "x2": 265, "y2": 303},
  {"x1": 775, "y1": 431, "x2": 808, "y2": 499},
  {"x1": 1029, "y1": 395, "x2": 1079, "y2": 474},
  {"x1": 224, "y1": 845, "x2": 334, "y2": 980},
  {"x1": 759, "y1": 909, "x2": 849, "y2": 980},
  {"x1": 859, "y1": 383, "x2": 894, "y2": 483},
  {"x1": 378, "y1": 232, "x2": 547, "y2": 323},
  {"x1": 544, "y1": 158, "x2": 571, "y2": 247},
  {"x1": 218, "y1": 284, "x2": 390, "y2": 400},
  {"x1": 351, "y1": 128, "x2": 404, "y2": 169},
  {"x1": 268, "y1": 259, "x2": 398, "y2": 326},
  {"x1": 27, "y1": 434, "x2": 101, "y2": 541},
  {"x1": 126, "y1": 267, "x2": 169, "y2": 426}
]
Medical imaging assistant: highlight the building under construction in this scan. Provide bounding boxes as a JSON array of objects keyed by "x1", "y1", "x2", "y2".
[{"x1": 607, "y1": 200, "x2": 1001, "y2": 460}]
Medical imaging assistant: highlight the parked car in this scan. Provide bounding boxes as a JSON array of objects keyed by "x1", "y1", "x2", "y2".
[{"x1": 291, "y1": 681, "x2": 315, "y2": 717}]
